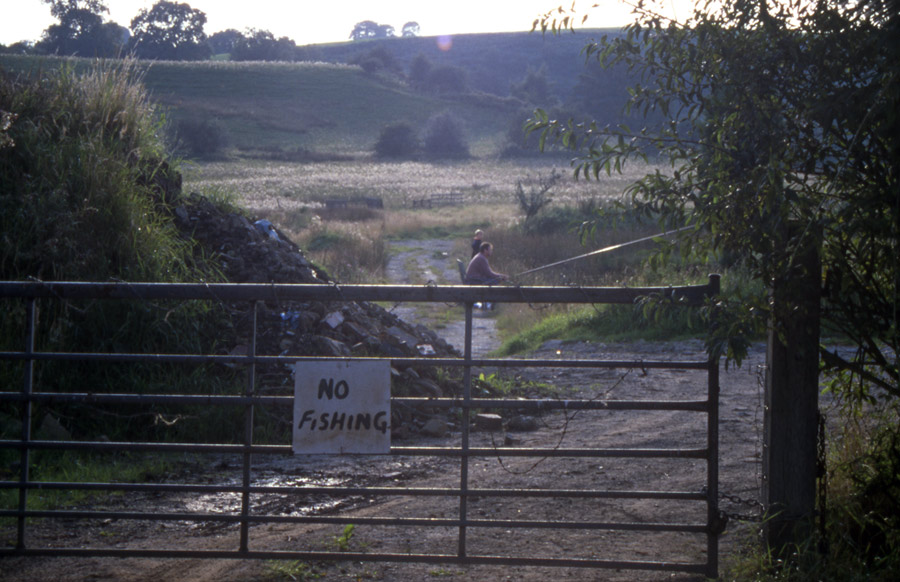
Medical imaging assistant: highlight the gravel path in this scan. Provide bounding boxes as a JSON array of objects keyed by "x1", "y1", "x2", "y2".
[{"x1": 385, "y1": 239, "x2": 501, "y2": 356}]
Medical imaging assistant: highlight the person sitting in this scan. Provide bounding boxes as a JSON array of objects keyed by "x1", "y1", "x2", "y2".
[
  {"x1": 470, "y1": 229, "x2": 484, "y2": 257},
  {"x1": 465, "y1": 242, "x2": 508, "y2": 285}
]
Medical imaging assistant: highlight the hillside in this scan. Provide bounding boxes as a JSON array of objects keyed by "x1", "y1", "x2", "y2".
[
  {"x1": 1, "y1": 29, "x2": 637, "y2": 159},
  {"x1": 298, "y1": 29, "x2": 621, "y2": 98}
]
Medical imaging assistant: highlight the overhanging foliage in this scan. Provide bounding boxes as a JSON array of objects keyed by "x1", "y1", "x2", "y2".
[{"x1": 529, "y1": 0, "x2": 899, "y2": 402}]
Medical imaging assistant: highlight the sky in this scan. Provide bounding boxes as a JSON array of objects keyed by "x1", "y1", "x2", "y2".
[{"x1": 0, "y1": 0, "x2": 675, "y2": 47}]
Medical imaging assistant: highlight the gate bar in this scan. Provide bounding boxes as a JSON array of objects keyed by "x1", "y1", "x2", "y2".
[
  {"x1": 15, "y1": 298, "x2": 35, "y2": 551},
  {"x1": 457, "y1": 301, "x2": 474, "y2": 557},
  {"x1": 0, "y1": 547, "x2": 710, "y2": 573},
  {"x1": 0, "y1": 392, "x2": 711, "y2": 411},
  {"x1": 0, "y1": 352, "x2": 711, "y2": 370},
  {"x1": 0, "y1": 281, "x2": 717, "y2": 306},
  {"x1": 0, "y1": 509, "x2": 709, "y2": 533},
  {"x1": 0, "y1": 481, "x2": 707, "y2": 500}
]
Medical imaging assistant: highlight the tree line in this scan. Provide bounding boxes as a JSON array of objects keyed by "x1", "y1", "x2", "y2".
[{"x1": 0, "y1": 1, "x2": 421, "y2": 61}]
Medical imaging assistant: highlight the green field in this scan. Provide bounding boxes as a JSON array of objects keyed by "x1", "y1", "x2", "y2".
[{"x1": 1, "y1": 55, "x2": 521, "y2": 156}]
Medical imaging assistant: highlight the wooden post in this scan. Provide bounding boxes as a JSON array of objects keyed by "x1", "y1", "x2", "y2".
[{"x1": 762, "y1": 237, "x2": 821, "y2": 551}]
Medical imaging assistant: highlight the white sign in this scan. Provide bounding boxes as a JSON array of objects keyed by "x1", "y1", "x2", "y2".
[{"x1": 292, "y1": 360, "x2": 391, "y2": 454}]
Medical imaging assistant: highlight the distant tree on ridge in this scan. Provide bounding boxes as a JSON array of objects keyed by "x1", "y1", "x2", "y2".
[{"x1": 128, "y1": 0, "x2": 211, "y2": 61}]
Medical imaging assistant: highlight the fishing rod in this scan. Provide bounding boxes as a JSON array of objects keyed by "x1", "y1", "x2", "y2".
[{"x1": 512, "y1": 225, "x2": 693, "y2": 279}]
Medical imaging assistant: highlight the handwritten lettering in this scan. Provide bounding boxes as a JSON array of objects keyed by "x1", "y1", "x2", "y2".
[
  {"x1": 317, "y1": 378, "x2": 350, "y2": 400},
  {"x1": 297, "y1": 410, "x2": 389, "y2": 434}
]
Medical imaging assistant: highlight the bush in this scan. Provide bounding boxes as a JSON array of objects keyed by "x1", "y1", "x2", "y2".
[
  {"x1": 515, "y1": 170, "x2": 560, "y2": 227},
  {"x1": 524, "y1": 206, "x2": 586, "y2": 236},
  {"x1": 350, "y1": 45, "x2": 399, "y2": 75},
  {"x1": 408, "y1": 53, "x2": 432, "y2": 89},
  {"x1": 374, "y1": 122, "x2": 419, "y2": 158},
  {"x1": 174, "y1": 117, "x2": 229, "y2": 159},
  {"x1": 422, "y1": 112, "x2": 469, "y2": 159}
]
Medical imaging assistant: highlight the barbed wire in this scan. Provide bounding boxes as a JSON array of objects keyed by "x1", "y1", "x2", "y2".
[{"x1": 487, "y1": 369, "x2": 633, "y2": 475}]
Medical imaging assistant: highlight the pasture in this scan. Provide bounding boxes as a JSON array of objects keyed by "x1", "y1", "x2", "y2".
[{"x1": 182, "y1": 157, "x2": 668, "y2": 284}]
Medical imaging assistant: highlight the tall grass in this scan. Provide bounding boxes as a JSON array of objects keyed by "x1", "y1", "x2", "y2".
[
  {"x1": 723, "y1": 404, "x2": 900, "y2": 581},
  {"x1": 0, "y1": 59, "x2": 247, "y2": 457},
  {"x1": 0, "y1": 59, "x2": 202, "y2": 282}
]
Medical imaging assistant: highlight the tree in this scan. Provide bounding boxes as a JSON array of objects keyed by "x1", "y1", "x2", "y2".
[
  {"x1": 374, "y1": 122, "x2": 419, "y2": 158},
  {"x1": 42, "y1": 0, "x2": 107, "y2": 22},
  {"x1": 510, "y1": 66, "x2": 556, "y2": 106},
  {"x1": 173, "y1": 117, "x2": 229, "y2": 158},
  {"x1": 37, "y1": 0, "x2": 124, "y2": 57},
  {"x1": 208, "y1": 28, "x2": 242, "y2": 55},
  {"x1": 401, "y1": 21, "x2": 420, "y2": 37},
  {"x1": 568, "y1": 58, "x2": 661, "y2": 132},
  {"x1": 530, "y1": 0, "x2": 898, "y2": 553},
  {"x1": 533, "y1": 0, "x2": 899, "y2": 396},
  {"x1": 128, "y1": 1, "x2": 211, "y2": 61},
  {"x1": 1, "y1": 41, "x2": 36, "y2": 55},
  {"x1": 408, "y1": 53, "x2": 432, "y2": 89},
  {"x1": 350, "y1": 44, "x2": 399, "y2": 74},
  {"x1": 422, "y1": 112, "x2": 469, "y2": 158},
  {"x1": 350, "y1": 20, "x2": 394, "y2": 40},
  {"x1": 231, "y1": 28, "x2": 296, "y2": 62}
]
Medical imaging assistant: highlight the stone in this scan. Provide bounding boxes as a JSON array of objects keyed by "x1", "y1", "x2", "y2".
[
  {"x1": 341, "y1": 320, "x2": 370, "y2": 342},
  {"x1": 475, "y1": 413, "x2": 503, "y2": 431},
  {"x1": 322, "y1": 311, "x2": 344, "y2": 329},
  {"x1": 386, "y1": 325, "x2": 420, "y2": 349},
  {"x1": 310, "y1": 335, "x2": 350, "y2": 357},
  {"x1": 508, "y1": 415, "x2": 540, "y2": 432},
  {"x1": 411, "y1": 379, "x2": 443, "y2": 398},
  {"x1": 39, "y1": 414, "x2": 71, "y2": 441},
  {"x1": 420, "y1": 418, "x2": 449, "y2": 437}
]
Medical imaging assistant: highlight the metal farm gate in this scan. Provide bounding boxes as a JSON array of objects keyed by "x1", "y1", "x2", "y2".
[{"x1": 0, "y1": 277, "x2": 721, "y2": 577}]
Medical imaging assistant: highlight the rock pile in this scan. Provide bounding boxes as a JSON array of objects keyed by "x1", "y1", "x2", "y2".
[{"x1": 168, "y1": 191, "x2": 463, "y2": 435}]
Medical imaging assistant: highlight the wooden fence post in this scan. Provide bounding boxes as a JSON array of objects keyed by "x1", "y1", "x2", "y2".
[{"x1": 762, "y1": 235, "x2": 821, "y2": 551}]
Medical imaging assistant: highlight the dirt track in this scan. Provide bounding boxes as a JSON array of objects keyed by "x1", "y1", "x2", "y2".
[{"x1": 0, "y1": 242, "x2": 769, "y2": 582}]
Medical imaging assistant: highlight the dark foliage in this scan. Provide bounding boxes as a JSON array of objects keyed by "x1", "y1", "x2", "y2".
[
  {"x1": 173, "y1": 117, "x2": 229, "y2": 158},
  {"x1": 350, "y1": 44, "x2": 399, "y2": 74},
  {"x1": 208, "y1": 28, "x2": 242, "y2": 55},
  {"x1": 425, "y1": 64, "x2": 468, "y2": 94},
  {"x1": 350, "y1": 21, "x2": 395, "y2": 41},
  {"x1": 422, "y1": 111, "x2": 469, "y2": 158},
  {"x1": 128, "y1": 0, "x2": 211, "y2": 61},
  {"x1": 374, "y1": 122, "x2": 419, "y2": 158},
  {"x1": 510, "y1": 66, "x2": 556, "y2": 106},
  {"x1": 231, "y1": 29, "x2": 296, "y2": 62},
  {"x1": 401, "y1": 22, "x2": 420, "y2": 37},
  {"x1": 408, "y1": 52, "x2": 431, "y2": 88},
  {"x1": 37, "y1": 0, "x2": 126, "y2": 57}
]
